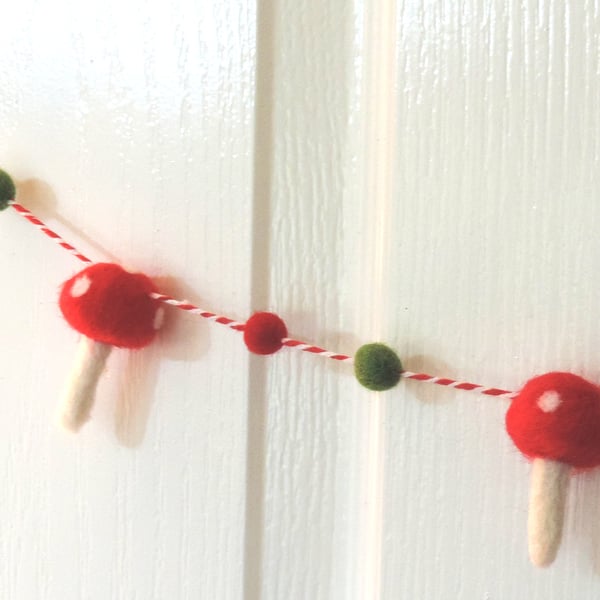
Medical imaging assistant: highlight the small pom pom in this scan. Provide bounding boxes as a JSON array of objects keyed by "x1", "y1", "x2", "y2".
[
  {"x1": 244, "y1": 312, "x2": 287, "y2": 355},
  {"x1": 0, "y1": 169, "x2": 16, "y2": 211},
  {"x1": 354, "y1": 343, "x2": 403, "y2": 391}
]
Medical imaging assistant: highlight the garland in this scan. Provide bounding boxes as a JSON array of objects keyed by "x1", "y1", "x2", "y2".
[{"x1": 2, "y1": 168, "x2": 598, "y2": 568}]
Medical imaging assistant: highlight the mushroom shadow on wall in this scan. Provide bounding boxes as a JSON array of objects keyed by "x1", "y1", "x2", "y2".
[{"x1": 114, "y1": 275, "x2": 211, "y2": 447}]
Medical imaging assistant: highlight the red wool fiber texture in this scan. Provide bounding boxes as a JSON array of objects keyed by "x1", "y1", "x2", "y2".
[
  {"x1": 59, "y1": 263, "x2": 161, "y2": 349},
  {"x1": 244, "y1": 312, "x2": 288, "y2": 355},
  {"x1": 506, "y1": 372, "x2": 600, "y2": 468}
]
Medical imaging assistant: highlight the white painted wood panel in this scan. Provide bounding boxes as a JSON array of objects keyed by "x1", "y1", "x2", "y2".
[
  {"x1": 0, "y1": 1, "x2": 255, "y2": 598},
  {"x1": 381, "y1": 1, "x2": 600, "y2": 598},
  {"x1": 2, "y1": 0, "x2": 600, "y2": 598},
  {"x1": 260, "y1": 0, "x2": 600, "y2": 597},
  {"x1": 256, "y1": 0, "x2": 367, "y2": 595}
]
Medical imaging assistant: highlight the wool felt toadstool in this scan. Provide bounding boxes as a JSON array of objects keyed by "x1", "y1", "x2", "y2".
[
  {"x1": 58, "y1": 263, "x2": 164, "y2": 432},
  {"x1": 506, "y1": 372, "x2": 600, "y2": 566}
]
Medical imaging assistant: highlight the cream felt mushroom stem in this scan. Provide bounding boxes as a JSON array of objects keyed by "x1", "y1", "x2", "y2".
[
  {"x1": 58, "y1": 263, "x2": 164, "y2": 432},
  {"x1": 528, "y1": 458, "x2": 570, "y2": 567},
  {"x1": 60, "y1": 337, "x2": 112, "y2": 431},
  {"x1": 506, "y1": 372, "x2": 600, "y2": 567}
]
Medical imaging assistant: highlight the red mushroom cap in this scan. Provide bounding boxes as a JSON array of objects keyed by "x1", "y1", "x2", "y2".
[
  {"x1": 59, "y1": 263, "x2": 163, "y2": 349},
  {"x1": 506, "y1": 372, "x2": 600, "y2": 468}
]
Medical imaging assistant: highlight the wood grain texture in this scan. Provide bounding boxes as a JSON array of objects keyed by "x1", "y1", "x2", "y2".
[
  {"x1": 382, "y1": 0, "x2": 600, "y2": 598},
  {"x1": 257, "y1": 1, "x2": 369, "y2": 598},
  {"x1": 0, "y1": 1, "x2": 255, "y2": 598},
  {"x1": 2, "y1": 0, "x2": 600, "y2": 598}
]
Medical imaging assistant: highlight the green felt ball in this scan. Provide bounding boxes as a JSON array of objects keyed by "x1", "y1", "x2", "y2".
[
  {"x1": 0, "y1": 169, "x2": 16, "y2": 211},
  {"x1": 354, "y1": 343, "x2": 403, "y2": 391}
]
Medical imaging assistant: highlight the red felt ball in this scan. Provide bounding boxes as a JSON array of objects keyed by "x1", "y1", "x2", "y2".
[
  {"x1": 506, "y1": 372, "x2": 600, "y2": 468},
  {"x1": 59, "y1": 263, "x2": 162, "y2": 349},
  {"x1": 243, "y1": 312, "x2": 288, "y2": 355}
]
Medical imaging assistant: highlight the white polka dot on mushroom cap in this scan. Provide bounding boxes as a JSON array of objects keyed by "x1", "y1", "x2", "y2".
[
  {"x1": 70, "y1": 274, "x2": 92, "y2": 297},
  {"x1": 538, "y1": 390, "x2": 562, "y2": 413},
  {"x1": 153, "y1": 307, "x2": 165, "y2": 331}
]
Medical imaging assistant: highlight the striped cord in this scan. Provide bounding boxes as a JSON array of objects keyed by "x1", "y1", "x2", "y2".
[
  {"x1": 9, "y1": 200, "x2": 515, "y2": 398},
  {"x1": 11, "y1": 202, "x2": 93, "y2": 264},
  {"x1": 149, "y1": 292, "x2": 246, "y2": 332},
  {"x1": 400, "y1": 371, "x2": 516, "y2": 399},
  {"x1": 281, "y1": 338, "x2": 353, "y2": 362}
]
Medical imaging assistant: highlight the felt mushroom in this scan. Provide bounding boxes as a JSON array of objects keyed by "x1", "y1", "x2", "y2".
[
  {"x1": 58, "y1": 262, "x2": 164, "y2": 432},
  {"x1": 506, "y1": 372, "x2": 600, "y2": 567}
]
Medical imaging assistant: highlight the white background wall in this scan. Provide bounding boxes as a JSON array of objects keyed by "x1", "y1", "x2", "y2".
[{"x1": 1, "y1": 1, "x2": 600, "y2": 598}]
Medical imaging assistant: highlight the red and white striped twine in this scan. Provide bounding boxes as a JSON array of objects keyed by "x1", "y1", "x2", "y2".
[
  {"x1": 149, "y1": 292, "x2": 246, "y2": 332},
  {"x1": 281, "y1": 338, "x2": 353, "y2": 362},
  {"x1": 400, "y1": 371, "x2": 516, "y2": 399},
  {"x1": 9, "y1": 202, "x2": 245, "y2": 332},
  {"x1": 9, "y1": 200, "x2": 516, "y2": 399},
  {"x1": 11, "y1": 202, "x2": 92, "y2": 264}
]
